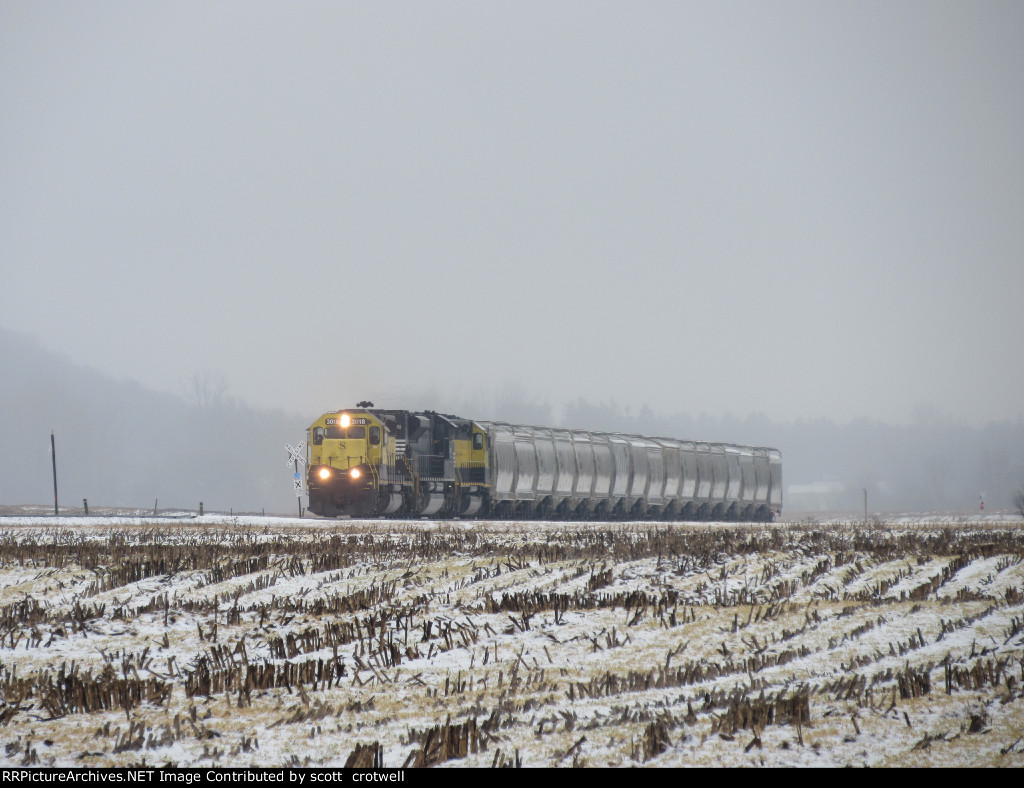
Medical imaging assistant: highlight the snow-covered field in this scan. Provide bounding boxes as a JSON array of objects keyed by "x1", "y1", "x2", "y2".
[{"x1": 0, "y1": 513, "x2": 1022, "y2": 768}]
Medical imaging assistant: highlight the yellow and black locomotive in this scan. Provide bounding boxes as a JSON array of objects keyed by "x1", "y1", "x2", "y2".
[
  {"x1": 306, "y1": 406, "x2": 783, "y2": 521},
  {"x1": 307, "y1": 407, "x2": 487, "y2": 518}
]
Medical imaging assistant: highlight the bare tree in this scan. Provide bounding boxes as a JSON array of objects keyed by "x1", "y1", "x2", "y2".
[
  {"x1": 494, "y1": 380, "x2": 552, "y2": 426},
  {"x1": 182, "y1": 371, "x2": 229, "y2": 411},
  {"x1": 1015, "y1": 487, "x2": 1024, "y2": 518}
]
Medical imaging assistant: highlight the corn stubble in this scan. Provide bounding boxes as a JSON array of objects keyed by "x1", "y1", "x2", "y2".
[{"x1": 0, "y1": 521, "x2": 1021, "y2": 767}]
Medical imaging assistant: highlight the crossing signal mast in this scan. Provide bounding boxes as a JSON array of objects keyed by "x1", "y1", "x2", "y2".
[{"x1": 286, "y1": 441, "x2": 306, "y2": 517}]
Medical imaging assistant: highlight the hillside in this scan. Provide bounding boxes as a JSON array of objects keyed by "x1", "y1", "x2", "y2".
[{"x1": 0, "y1": 328, "x2": 306, "y2": 513}]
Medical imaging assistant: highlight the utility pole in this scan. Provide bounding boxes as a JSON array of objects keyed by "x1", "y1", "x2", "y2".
[{"x1": 51, "y1": 431, "x2": 59, "y2": 516}]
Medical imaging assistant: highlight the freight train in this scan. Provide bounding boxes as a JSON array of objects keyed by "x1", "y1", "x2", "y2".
[{"x1": 305, "y1": 406, "x2": 782, "y2": 521}]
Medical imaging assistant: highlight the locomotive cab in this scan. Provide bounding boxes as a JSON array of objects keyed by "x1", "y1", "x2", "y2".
[{"x1": 307, "y1": 409, "x2": 402, "y2": 517}]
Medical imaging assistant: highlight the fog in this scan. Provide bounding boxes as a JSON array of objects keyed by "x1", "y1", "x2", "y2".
[
  {"x1": 3, "y1": 327, "x2": 1022, "y2": 515},
  {"x1": 2, "y1": 3, "x2": 1023, "y2": 511}
]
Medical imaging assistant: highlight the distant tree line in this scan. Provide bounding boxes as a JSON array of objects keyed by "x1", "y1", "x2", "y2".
[
  {"x1": 3, "y1": 329, "x2": 1023, "y2": 515},
  {"x1": 557, "y1": 397, "x2": 1024, "y2": 514},
  {"x1": 414, "y1": 385, "x2": 1024, "y2": 514}
]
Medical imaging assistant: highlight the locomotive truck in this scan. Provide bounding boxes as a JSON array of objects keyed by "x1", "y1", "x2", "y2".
[{"x1": 305, "y1": 407, "x2": 781, "y2": 521}]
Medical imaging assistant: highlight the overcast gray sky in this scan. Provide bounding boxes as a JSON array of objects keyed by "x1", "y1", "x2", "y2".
[{"x1": 2, "y1": 1, "x2": 1022, "y2": 426}]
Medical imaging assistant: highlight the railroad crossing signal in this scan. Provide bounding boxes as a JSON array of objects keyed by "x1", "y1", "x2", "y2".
[{"x1": 286, "y1": 442, "x2": 306, "y2": 502}]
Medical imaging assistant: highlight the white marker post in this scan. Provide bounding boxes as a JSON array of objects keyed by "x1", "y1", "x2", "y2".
[{"x1": 286, "y1": 442, "x2": 306, "y2": 517}]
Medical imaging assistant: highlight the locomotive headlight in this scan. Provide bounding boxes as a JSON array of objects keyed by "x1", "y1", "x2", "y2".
[
  {"x1": 350, "y1": 468, "x2": 361, "y2": 479},
  {"x1": 339, "y1": 413, "x2": 351, "y2": 428},
  {"x1": 318, "y1": 467, "x2": 331, "y2": 480}
]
